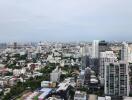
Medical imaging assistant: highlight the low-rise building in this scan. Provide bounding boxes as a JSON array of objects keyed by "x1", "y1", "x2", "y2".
[
  {"x1": 74, "y1": 91, "x2": 87, "y2": 100},
  {"x1": 38, "y1": 88, "x2": 52, "y2": 100},
  {"x1": 50, "y1": 66, "x2": 61, "y2": 82},
  {"x1": 41, "y1": 81, "x2": 56, "y2": 88},
  {"x1": 98, "y1": 96, "x2": 111, "y2": 100},
  {"x1": 88, "y1": 94, "x2": 97, "y2": 100},
  {"x1": 123, "y1": 97, "x2": 132, "y2": 100},
  {"x1": 46, "y1": 97, "x2": 64, "y2": 100}
]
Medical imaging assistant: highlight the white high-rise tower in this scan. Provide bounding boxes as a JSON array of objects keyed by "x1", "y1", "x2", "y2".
[
  {"x1": 92, "y1": 40, "x2": 99, "y2": 58},
  {"x1": 99, "y1": 51, "x2": 117, "y2": 85},
  {"x1": 121, "y1": 42, "x2": 129, "y2": 61}
]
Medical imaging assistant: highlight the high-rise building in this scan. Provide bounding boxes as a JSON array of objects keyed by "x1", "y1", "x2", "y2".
[
  {"x1": 81, "y1": 56, "x2": 90, "y2": 70},
  {"x1": 99, "y1": 51, "x2": 117, "y2": 84},
  {"x1": 92, "y1": 40, "x2": 110, "y2": 58},
  {"x1": 92, "y1": 40, "x2": 99, "y2": 58},
  {"x1": 84, "y1": 67, "x2": 91, "y2": 86},
  {"x1": 121, "y1": 42, "x2": 129, "y2": 61},
  {"x1": 80, "y1": 45, "x2": 91, "y2": 56},
  {"x1": 13, "y1": 42, "x2": 17, "y2": 49},
  {"x1": 104, "y1": 61, "x2": 130, "y2": 96},
  {"x1": 92, "y1": 40, "x2": 110, "y2": 75},
  {"x1": 80, "y1": 44, "x2": 91, "y2": 70},
  {"x1": 99, "y1": 40, "x2": 110, "y2": 54},
  {"x1": 89, "y1": 58, "x2": 99, "y2": 75}
]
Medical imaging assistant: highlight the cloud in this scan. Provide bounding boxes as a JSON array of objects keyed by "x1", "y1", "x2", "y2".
[{"x1": 0, "y1": 0, "x2": 131, "y2": 42}]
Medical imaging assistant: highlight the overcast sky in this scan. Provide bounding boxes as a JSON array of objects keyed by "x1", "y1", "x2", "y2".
[{"x1": 0, "y1": 0, "x2": 132, "y2": 42}]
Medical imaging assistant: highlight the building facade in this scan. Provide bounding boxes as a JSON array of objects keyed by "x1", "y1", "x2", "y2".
[
  {"x1": 104, "y1": 61, "x2": 130, "y2": 96},
  {"x1": 74, "y1": 91, "x2": 87, "y2": 100},
  {"x1": 50, "y1": 66, "x2": 61, "y2": 82},
  {"x1": 100, "y1": 51, "x2": 117, "y2": 84},
  {"x1": 92, "y1": 40, "x2": 99, "y2": 58},
  {"x1": 121, "y1": 42, "x2": 129, "y2": 61}
]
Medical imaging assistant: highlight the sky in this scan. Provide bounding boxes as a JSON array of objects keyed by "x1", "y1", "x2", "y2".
[{"x1": 0, "y1": 0, "x2": 132, "y2": 42}]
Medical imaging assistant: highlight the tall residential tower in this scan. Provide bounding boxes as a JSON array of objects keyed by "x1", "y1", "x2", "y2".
[
  {"x1": 104, "y1": 61, "x2": 130, "y2": 96},
  {"x1": 92, "y1": 40, "x2": 99, "y2": 58},
  {"x1": 99, "y1": 51, "x2": 117, "y2": 85}
]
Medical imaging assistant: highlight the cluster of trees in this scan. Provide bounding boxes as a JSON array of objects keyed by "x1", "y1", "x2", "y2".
[
  {"x1": 60, "y1": 64, "x2": 79, "y2": 81},
  {"x1": 14, "y1": 54, "x2": 27, "y2": 60},
  {"x1": 3, "y1": 77, "x2": 43, "y2": 100},
  {"x1": 0, "y1": 91, "x2": 3, "y2": 97},
  {"x1": 3, "y1": 64, "x2": 55, "y2": 100},
  {"x1": 5, "y1": 54, "x2": 27, "y2": 69},
  {"x1": 40, "y1": 64, "x2": 55, "y2": 74},
  {"x1": 4, "y1": 72, "x2": 13, "y2": 76},
  {"x1": 7, "y1": 63, "x2": 21, "y2": 69}
]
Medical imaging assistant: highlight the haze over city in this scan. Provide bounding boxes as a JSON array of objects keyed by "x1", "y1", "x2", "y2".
[
  {"x1": 1, "y1": 0, "x2": 132, "y2": 100},
  {"x1": 0, "y1": 0, "x2": 132, "y2": 42}
]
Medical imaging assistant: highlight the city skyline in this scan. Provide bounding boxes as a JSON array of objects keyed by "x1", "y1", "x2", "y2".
[
  {"x1": 0, "y1": 0, "x2": 132, "y2": 42},
  {"x1": 0, "y1": 0, "x2": 132, "y2": 99}
]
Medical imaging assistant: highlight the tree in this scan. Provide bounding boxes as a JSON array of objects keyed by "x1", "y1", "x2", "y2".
[{"x1": 3, "y1": 63, "x2": 56, "y2": 99}]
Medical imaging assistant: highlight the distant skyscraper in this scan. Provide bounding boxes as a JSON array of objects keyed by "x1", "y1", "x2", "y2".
[
  {"x1": 99, "y1": 40, "x2": 110, "y2": 53},
  {"x1": 91, "y1": 40, "x2": 111, "y2": 75},
  {"x1": 89, "y1": 58, "x2": 99, "y2": 75},
  {"x1": 121, "y1": 42, "x2": 129, "y2": 62},
  {"x1": 104, "y1": 61, "x2": 130, "y2": 96},
  {"x1": 80, "y1": 44, "x2": 91, "y2": 70},
  {"x1": 81, "y1": 56, "x2": 90, "y2": 70},
  {"x1": 37, "y1": 42, "x2": 42, "y2": 53},
  {"x1": 80, "y1": 44, "x2": 92, "y2": 56},
  {"x1": 92, "y1": 40, "x2": 99, "y2": 58},
  {"x1": 99, "y1": 51, "x2": 117, "y2": 85},
  {"x1": 13, "y1": 42, "x2": 17, "y2": 49},
  {"x1": 80, "y1": 46, "x2": 86, "y2": 57},
  {"x1": 92, "y1": 40, "x2": 110, "y2": 58}
]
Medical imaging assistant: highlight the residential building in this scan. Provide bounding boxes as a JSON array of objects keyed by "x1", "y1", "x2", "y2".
[
  {"x1": 121, "y1": 42, "x2": 129, "y2": 62},
  {"x1": 104, "y1": 61, "x2": 130, "y2": 96},
  {"x1": 88, "y1": 94, "x2": 97, "y2": 100},
  {"x1": 99, "y1": 40, "x2": 110, "y2": 54},
  {"x1": 84, "y1": 67, "x2": 91, "y2": 86},
  {"x1": 81, "y1": 55, "x2": 90, "y2": 70},
  {"x1": 74, "y1": 91, "x2": 87, "y2": 100},
  {"x1": 50, "y1": 66, "x2": 61, "y2": 82},
  {"x1": 92, "y1": 40, "x2": 99, "y2": 58},
  {"x1": 98, "y1": 96, "x2": 111, "y2": 100},
  {"x1": 41, "y1": 81, "x2": 56, "y2": 88},
  {"x1": 123, "y1": 97, "x2": 132, "y2": 100},
  {"x1": 99, "y1": 51, "x2": 117, "y2": 85}
]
